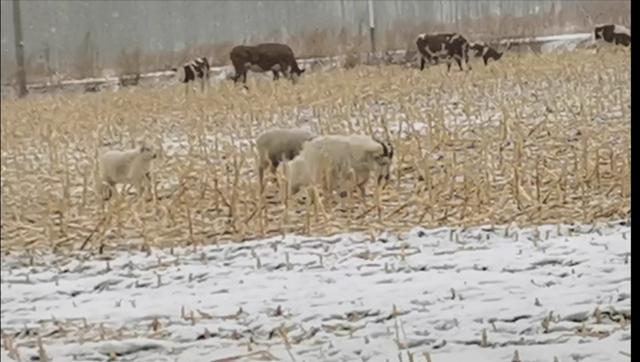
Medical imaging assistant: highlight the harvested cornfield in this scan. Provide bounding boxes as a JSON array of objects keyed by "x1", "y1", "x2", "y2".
[{"x1": 0, "y1": 47, "x2": 630, "y2": 252}]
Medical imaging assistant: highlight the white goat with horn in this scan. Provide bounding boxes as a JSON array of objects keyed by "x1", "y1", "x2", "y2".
[{"x1": 287, "y1": 134, "x2": 394, "y2": 200}]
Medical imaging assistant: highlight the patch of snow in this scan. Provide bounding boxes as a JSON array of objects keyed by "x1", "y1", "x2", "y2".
[{"x1": 0, "y1": 221, "x2": 630, "y2": 361}]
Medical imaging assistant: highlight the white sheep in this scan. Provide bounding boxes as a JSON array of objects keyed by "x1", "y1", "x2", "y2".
[
  {"x1": 287, "y1": 134, "x2": 394, "y2": 200},
  {"x1": 97, "y1": 144, "x2": 158, "y2": 201},
  {"x1": 255, "y1": 127, "x2": 316, "y2": 192}
]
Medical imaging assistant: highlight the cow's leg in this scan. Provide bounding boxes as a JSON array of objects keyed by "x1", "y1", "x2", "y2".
[
  {"x1": 272, "y1": 70, "x2": 280, "y2": 80},
  {"x1": 280, "y1": 65, "x2": 292, "y2": 81},
  {"x1": 455, "y1": 56, "x2": 463, "y2": 71},
  {"x1": 232, "y1": 63, "x2": 246, "y2": 84},
  {"x1": 483, "y1": 56, "x2": 489, "y2": 66},
  {"x1": 420, "y1": 56, "x2": 426, "y2": 71}
]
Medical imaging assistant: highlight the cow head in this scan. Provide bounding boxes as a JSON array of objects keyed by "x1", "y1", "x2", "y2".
[
  {"x1": 469, "y1": 43, "x2": 484, "y2": 57},
  {"x1": 594, "y1": 26, "x2": 606, "y2": 40}
]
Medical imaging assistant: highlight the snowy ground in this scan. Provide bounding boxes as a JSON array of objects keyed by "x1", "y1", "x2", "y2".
[{"x1": 0, "y1": 221, "x2": 630, "y2": 362}]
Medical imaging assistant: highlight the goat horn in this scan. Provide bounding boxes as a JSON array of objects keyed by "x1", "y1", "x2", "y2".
[{"x1": 373, "y1": 136, "x2": 392, "y2": 158}]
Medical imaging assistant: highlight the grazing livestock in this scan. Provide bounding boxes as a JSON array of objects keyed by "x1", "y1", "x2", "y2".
[
  {"x1": 229, "y1": 43, "x2": 305, "y2": 85},
  {"x1": 594, "y1": 24, "x2": 631, "y2": 46},
  {"x1": 97, "y1": 145, "x2": 158, "y2": 201},
  {"x1": 469, "y1": 42, "x2": 504, "y2": 66},
  {"x1": 255, "y1": 128, "x2": 316, "y2": 193},
  {"x1": 416, "y1": 33, "x2": 471, "y2": 72},
  {"x1": 172, "y1": 57, "x2": 210, "y2": 94},
  {"x1": 287, "y1": 135, "x2": 394, "y2": 200}
]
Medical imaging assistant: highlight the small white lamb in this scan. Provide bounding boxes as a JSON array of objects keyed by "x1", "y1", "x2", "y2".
[
  {"x1": 287, "y1": 134, "x2": 393, "y2": 200},
  {"x1": 97, "y1": 144, "x2": 158, "y2": 200},
  {"x1": 255, "y1": 127, "x2": 316, "y2": 192}
]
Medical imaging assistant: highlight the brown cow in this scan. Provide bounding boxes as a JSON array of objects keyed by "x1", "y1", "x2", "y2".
[
  {"x1": 469, "y1": 42, "x2": 504, "y2": 66},
  {"x1": 229, "y1": 43, "x2": 305, "y2": 84},
  {"x1": 594, "y1": 24, "x2": 631, "y2": 46},
  {"x1": 416, "y1": 33, "x2": 471, "y2": 72}
]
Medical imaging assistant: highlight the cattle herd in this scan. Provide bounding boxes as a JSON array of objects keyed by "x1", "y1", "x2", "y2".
[
  {"x1": 103, "y1": 24, "x2": 629, "y2": 207},
  {"x1": 171, "y1": 23, "x2": 629, "y2": 91}
]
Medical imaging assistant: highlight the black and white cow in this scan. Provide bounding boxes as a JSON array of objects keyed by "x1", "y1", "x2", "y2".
[
  {"x1": 172, "y1": 57, "x2": 210, "y2": 94},
  {"x1": 469, "y1": 42, "x2": 504, "y2": 66},
  {"x1": 416, "y1": 33, "x2": 471, "y2": 72},
  {"x1": 594, "y1": 24, "x2": 631, "y2": 46}
]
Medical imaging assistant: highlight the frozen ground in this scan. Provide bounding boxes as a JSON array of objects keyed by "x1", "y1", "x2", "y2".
[{"x1": 0, "y1": 221, "x2": 630, "y2": 362}]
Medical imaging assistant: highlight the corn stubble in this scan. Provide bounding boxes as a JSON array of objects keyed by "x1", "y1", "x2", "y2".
[{"x1": 0, "y1": 48, "x2": 630, "y2": 252}]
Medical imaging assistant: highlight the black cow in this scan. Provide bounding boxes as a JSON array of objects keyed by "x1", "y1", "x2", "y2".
[
  {"x1": 594, "y1": 24, "x2": 631, "y2": 46},
  {"x1": 469, "y1": 42, "x2": 504, "y2": 66},
  {"x1": 229, "y1": 43, "x2": 305, "y2": 85},
  {"x1": 416, "y1": 33, "x2": 471, "y2": 72}
]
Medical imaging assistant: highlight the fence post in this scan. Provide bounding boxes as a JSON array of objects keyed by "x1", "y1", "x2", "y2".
[
  {"x1": 368, "y1": 0, "x2": 375, "y2": 54},
  {"x1": 12, "y1": 0, "x2": 28, "y2": 97}
]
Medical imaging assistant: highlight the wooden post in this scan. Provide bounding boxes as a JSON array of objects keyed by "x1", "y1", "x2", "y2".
[
  {"x1": 368, "y1": 0, "x2": 376, "y2": 55},
  {"x1": 13, "y1": 0, "x2": 28, "y2": 97}
]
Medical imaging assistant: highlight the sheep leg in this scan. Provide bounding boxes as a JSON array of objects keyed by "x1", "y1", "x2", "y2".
[
  {"x1": 102, "y1": 181, "x2": 116, "y2": 201},
  {"x1": 142, "y1": 172, "x2": 153, "y2": 201},
  {"x1": 258, "y1": 165, "x2": 265, "y2": 194},
  {"x1": 358, "y1": 183, "x2": 367, "y2": 200}
]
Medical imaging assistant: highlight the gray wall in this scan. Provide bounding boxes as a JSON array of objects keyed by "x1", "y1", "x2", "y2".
[{"x1": 0, "y1": 0, "x2": 629, "y2": 82}]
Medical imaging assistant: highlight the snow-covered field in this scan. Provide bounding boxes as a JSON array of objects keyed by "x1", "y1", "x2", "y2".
[{"x1": 1, "y1": 221, "x2": 630, "y2": 362}]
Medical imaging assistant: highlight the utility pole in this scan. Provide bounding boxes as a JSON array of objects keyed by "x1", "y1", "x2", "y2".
[
  {"x1": 368, "y1": 0, "x2": 375, "y2": 53},
  {"x1": 13, "y1": 0, "x2": 28, "y2": 97}
]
